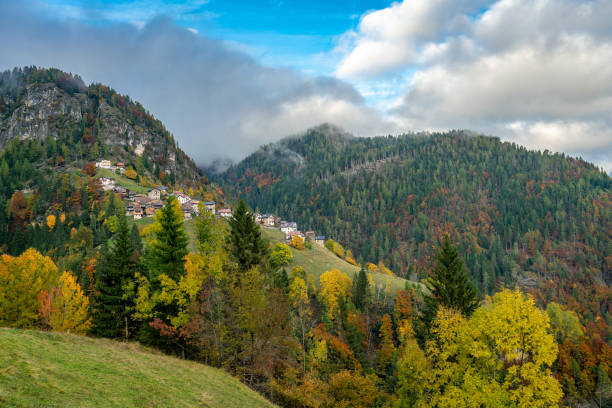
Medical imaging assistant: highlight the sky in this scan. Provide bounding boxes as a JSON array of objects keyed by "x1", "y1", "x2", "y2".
[{"x1": 1, "y1": 0, "x2": 611, "y2": 172}]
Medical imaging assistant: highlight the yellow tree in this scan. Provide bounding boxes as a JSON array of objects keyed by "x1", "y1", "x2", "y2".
[
  {"x1": 378, "y1": 314, "x2": 397, "y2": 372},
  {"x1": 319, "y1": 268, "x2": 352, "y2": 321},
  {"x1": 327, "y1": 370, "x2": 379, "y2": 408},
  {"x1": 0, "y1": 249, "x2": 59, "y2": 328},
  {"x1": 125, "y1": 168, "x2": 137, "y2": 180},
  {"x1": 289, "y1": 277, "x2": 311, "y2": 372},
  {"x1": 394, "y1": 290, "x2": 414, "y2": 343},
  {"x1": 291, "y1": 235, "x2": 305, "y2": 250},
  {"x1": 40, "y1": 271, "x2": 91, "y2": 335},
  {"x1": 399, "y1": 290, "x2": 563, "y2": 407},
  {"x1": 395, "y1": 339, "x2": 428, "y2": 408},
  {"x1": 470, "y1": 289, "x2": 563, "y2": 407},
  {"x1": 46, "y1": 214, "x2": 56, "y2": 231}
]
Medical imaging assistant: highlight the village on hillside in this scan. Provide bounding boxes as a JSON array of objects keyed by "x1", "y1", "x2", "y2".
[
  {"x1": 95, "y1": 160, "x2": 326, "y2": 245},
  {"x1": 95, "y1": 159, "x2": 230, "y2": 221}
]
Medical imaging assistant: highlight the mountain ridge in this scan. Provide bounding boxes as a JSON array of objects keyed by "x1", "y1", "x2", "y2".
[
  {"x1": 217, "y1": 127, "x2": 611, "y2": 320},
  {"x1": 0, "y1": 66, "x2": 204, "y2": 187}
]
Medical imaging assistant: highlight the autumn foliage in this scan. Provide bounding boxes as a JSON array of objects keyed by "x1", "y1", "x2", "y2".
[{"x1": 40, "y1": 271, "x2": 91, "y2": 335}]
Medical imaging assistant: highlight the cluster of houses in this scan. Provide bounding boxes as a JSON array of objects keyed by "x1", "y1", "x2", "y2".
[
  {"x1": 92, "y1": 158, "x2": 233, "y2": 221},
  {"x1": 95, "y1": 159, "x2": 126, "y2": 174},
  {"x1": 104, "y1": 183, "x2": 231, "y2": 221},
  {"x1": 254, "y1": 214, "x2": 326, "y2": 246},
  {"x1": 94, "y1": 159, "x2": 327, "y2": 245}
]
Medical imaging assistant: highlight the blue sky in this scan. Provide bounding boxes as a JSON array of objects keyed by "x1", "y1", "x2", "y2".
[
  {"x1": 41, "y1": 0, "x2": 390, "y2": 74},
  {"x1": 2, "y1": 0, "x2": 612, "y2": 170}
]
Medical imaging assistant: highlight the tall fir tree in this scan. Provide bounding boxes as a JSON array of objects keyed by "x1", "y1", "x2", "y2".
[
  {"x1": 420, "y1": 235, "x2": 479, "y2": 336},
  {"x1": 227, "y1": 200, "x2": 269, "y2": 272},
  {"x1": 145, "y1": 196, "x2": 188, "y2": 282},
  {"x1": 93, "y1": 214, "x2": 138, "y2": 339},
  {"x1": 131, "y1": 223, "x2": 142, "y2": 255},
  {"x1": 352, "y1": 266, "x2": 370, "y2": 312}
]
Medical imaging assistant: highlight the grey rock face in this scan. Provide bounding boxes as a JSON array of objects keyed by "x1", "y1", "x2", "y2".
[
  {"x1": 0, "y1": 80, "x2": 202, "y2": 185},
  {"x1": 1, "y1": 83, "x2": 86, "y2": 144}
]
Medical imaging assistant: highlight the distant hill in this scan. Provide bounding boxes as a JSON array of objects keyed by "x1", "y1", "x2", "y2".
[
  {"x1": 216, "y1": 125, "x2": 612, "y2": 320},
  {"x1": 0, "y1": 328, "x2": 276, "y2": 408},
  {"x1": 0, "y1": 66, "x2": 203, "y2": 187}
]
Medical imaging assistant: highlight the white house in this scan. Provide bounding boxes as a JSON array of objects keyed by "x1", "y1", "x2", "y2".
[
  {"x1": 171, "y1": 192, "x2": 191, "y2": 205},
  {"x1": 98, "y1": 177, "x2": 116, "y2": 191},
  {"x1": 147, "y1": 188, "x2": 161, "y2": 200},
  {"x1": 280, "y1": 221, "x2": 297, "y2": 234},
  {"x1": 218, "y1": 208, "x2": 233, "y2": 218},
  {"x1": 203, "y1": 201, "x2": 216, "y2": 214},
  {"x1": 262, "y1": 214, "x2": 276, "y2": 227},
  {"x1": 96, "y1": 159, "x2": 112, "y2": 169}
]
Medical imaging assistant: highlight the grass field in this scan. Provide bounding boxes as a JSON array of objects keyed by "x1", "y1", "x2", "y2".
[
  {"x1": 95, "y1": 168, "x2": 150, "y2": 193},
  {"x1": 262, "y1": 228, "x2": 411, "y2": 293},
  {"x1": 0, "y1": 328, "x2": 276, "y2": 408}
]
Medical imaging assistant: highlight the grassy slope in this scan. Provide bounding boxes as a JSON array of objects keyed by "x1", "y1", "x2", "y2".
[
  {"x1": 0, "y1": 328, "x2": 276, "y2": 408},
  {"x1": 95, "y1": 168, "x2": 150, "y2": 193},
  {"x1": 262, "y1": 228, "x2": 410, "y2": 293}
]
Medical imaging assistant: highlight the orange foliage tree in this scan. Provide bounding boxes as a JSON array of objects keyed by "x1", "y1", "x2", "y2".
[{"x1": 39, "y1": 271, "x2": 91, "y2": 335}]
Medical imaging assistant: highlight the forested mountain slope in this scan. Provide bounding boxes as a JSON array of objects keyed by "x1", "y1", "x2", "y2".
[
  {"x1": 0, "y1": 67, "x2": 215, "y2": 277},
  {"x1": 218, "y1": 125, "x2": 612, "y2": 315}
]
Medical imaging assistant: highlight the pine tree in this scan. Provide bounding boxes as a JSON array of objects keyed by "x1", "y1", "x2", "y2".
[
  {"x1": 352, "y1": 266, "x2": 369, "y2": 312},
  {"x1": 146, "y1": 196, "x2": 188, "y2": 282},
  {"x1": 227, "y1": 200, "x2": 268, "y2": 272},
  {"x1": 93, "y1": 214, "x2": 138, "y2": 339},
  {"x1": 421, "y1": 235, "x2": 479, "y2": 335},
  {"x1": 131, "y1": 223, "x2": 142, "y2": 254}
]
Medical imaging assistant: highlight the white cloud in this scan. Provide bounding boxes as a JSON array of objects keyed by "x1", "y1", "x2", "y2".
[
  {"x1": 336, "y1": 0, "x2": 612, "y2": 171},
  {"x1": 336, "y1": 0, "x2": 487, "y2": 78},
  {"x1": 0, "y1": 1, "x2": 392, "y2": 165}
]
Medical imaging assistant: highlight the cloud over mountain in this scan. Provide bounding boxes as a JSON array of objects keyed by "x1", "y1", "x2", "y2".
[
  {"x1": 0, "y1": 1, "x2": 394, "y2": 166},
  {"x1": 337, "y1": 0, "x2": 612, "y2": 171}
]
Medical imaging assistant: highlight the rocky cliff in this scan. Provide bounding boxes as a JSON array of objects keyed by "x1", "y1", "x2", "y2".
[{"x1": 0, "y1": 66, "x2": 203, "y2": 187}]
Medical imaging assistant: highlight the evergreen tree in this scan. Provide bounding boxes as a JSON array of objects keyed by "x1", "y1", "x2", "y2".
[
  {"x1": 131, "y1": 223, "x2": 142, "y2": 254},
  {"x1": 145, "y1": 196, "x2": 188, "y2": 282},
  {"x1": 421, "y1": 235, "x2": 479, "y2": 335},
  {"x1": 352, "y1": 266, "x2": 369, "y2": 312},
  {"x1": 93, "y1": 214, "x2": 138, "y2": 339},
  {"x1": 274, "y1": 268, "x2": 290, "y2": 292},
  {"x1": 227, "y1": 200, "x2": 268, "y2": 272}
]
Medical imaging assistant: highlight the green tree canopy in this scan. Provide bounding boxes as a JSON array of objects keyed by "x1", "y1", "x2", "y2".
[{"x1": 227, "y1": 200, "x2": 268, "y2": 272}]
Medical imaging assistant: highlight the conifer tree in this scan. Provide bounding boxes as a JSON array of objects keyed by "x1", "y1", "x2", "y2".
[
  {"x1": 421, "y1": 235, "x2": 479, "y2": 334},
  {"x1": 352, "y1": 266, "x2": 369, "y2": 312},
  {"x1": 131, "y1": 223, "x2": 142, "y2": 254},
  {"x1": 146, "y1": 196, "x2": 188, "y2": 282},
  {"x1": 93, "y1": 214, "x2": 138, "y2": 339},
  {"x1": 227, "y1": 200, "x2": 268, "y2": 272}
]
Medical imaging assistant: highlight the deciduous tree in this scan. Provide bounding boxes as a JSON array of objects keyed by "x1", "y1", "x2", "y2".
[
  {"x1": 40, "y1": 271, "x2": 91, "y2": 335},
  {"x1": 0, "y1": 248, "x2": 59, "y2": 328}
]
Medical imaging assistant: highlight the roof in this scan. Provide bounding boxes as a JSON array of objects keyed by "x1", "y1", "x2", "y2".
[
  {"x1": 203, "y1": 201, "x2": 215, "y2": 205},
  {"x1": 315, "y1": 236, "x2": 326, "y2": 240}
]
